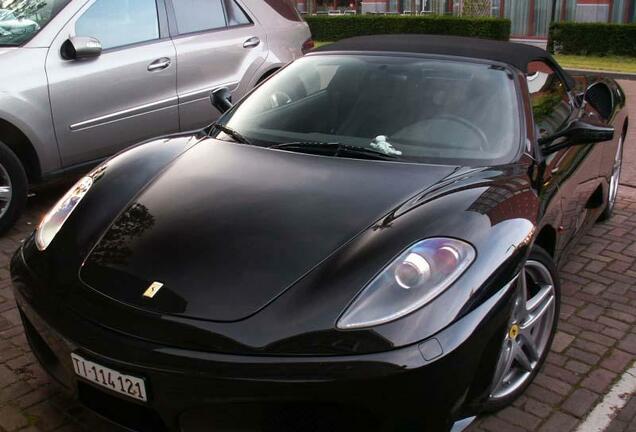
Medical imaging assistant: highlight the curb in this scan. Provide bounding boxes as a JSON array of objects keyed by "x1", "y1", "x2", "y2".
[{"x1": 565, "y1": 68, "x2": 636, "y2": 81}]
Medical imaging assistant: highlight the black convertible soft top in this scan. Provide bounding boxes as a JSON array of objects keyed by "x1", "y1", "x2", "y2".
[{"x1": 314, "y1": 34, "x2": 575, "y2": 88}]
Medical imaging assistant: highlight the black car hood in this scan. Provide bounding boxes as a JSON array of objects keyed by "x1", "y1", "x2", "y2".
[{"x1": 81, "y1": 139, "x2": 458, "y2": 322}]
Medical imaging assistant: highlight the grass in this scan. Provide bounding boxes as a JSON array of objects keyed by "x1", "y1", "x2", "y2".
[
  {"x1": 313, "y1": 41, "x2": 332, "y2": 49},
  {"x1": 552, "y1": 54, "x2": 636, "y2": 74},
  {"x1": 313, "y1": 41, "x2": 636, "y2": 74}
]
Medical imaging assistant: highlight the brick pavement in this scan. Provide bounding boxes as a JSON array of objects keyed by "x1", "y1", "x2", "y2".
[{"x1": 0, "y1": 82, "x2": 635, "y2": 432}]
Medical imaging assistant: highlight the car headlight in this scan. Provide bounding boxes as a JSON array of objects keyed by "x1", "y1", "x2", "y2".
[
  {"x1": 337, "y1": 238, "x2": 476, "y2": 329},
  {"x1": 35, "y1": 176, "x2": 93, "y2": 251}
]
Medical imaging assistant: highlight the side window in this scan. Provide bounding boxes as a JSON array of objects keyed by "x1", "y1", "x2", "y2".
[
  {"x1": 172, "y1": 0, "x2": 226, "y2": 34},
  {"x1": 75, "y1": 0, "x2": 159, "y2": 50},
  {"x1": 263, "y1": 63, "x2": 340, "y2": 109},
  {"x1": 527, "y1": 61, "x2": 572, "y2": 139},
  {"x1": 224, "y1": 0, "x2": 251, "y2": 26}
]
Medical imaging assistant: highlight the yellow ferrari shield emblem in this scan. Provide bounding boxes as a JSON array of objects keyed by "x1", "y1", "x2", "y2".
[
  {"x1": 509, "y1": 324, "x2": 520, "y2": 340},
  {"x1": 143, "y1": 281, "x2": 164, "y2": 299}
]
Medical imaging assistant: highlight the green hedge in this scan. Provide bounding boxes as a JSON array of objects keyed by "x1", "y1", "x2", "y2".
[
  {"x1": 305, "y1": 15, "x2": 511, "y2": 42},
  {"x1": 549, "y1": 22, "x2": 636, "y2": 56}
]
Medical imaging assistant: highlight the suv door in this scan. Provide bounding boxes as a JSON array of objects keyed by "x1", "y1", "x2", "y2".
[
  {"x1": 167, "y1": 0, "x2": 268, "y2": 131},
  {"x1": 46, "y1": 0, "x2": 179, "y2": 167}
]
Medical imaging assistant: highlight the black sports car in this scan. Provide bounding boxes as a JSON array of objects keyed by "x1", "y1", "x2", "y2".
[{"x1": 12, "y1": 35, "x2": 627, "y2": 432}]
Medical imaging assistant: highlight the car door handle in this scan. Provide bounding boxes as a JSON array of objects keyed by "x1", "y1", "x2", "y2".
[
  {"x1": 243, "y1": 37, "x2": 260, "y2": 48},
  {"x1": 148, "y1": 58, "x2": 171, "y2": 71}
]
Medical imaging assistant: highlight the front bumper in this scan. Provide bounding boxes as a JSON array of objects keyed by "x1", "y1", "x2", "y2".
[{"x1": 11, "y1": 245, "x2": 516, "y2": 432}]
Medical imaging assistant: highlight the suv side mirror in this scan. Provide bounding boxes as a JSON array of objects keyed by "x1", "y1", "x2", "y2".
[
  {"x1": 210, "y1": 87, "x2": 233, "y2": 113},
  {"x1": 61, "y1": 37, "x2": 102, "y2": 60},
  {"x1": 539, "y1": 120, "x2": 614, "y2": 154}
]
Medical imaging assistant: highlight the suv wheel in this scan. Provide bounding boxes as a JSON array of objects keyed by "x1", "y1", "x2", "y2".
[{"x1": 0, "y1": 140, "x2": 28, "y2": 235}]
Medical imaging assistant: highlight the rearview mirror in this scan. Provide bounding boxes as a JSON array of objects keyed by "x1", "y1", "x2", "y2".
[
  {"x1": 539, "y1": 120, "x2": 614, "y2": 154},
  {"x1": 210, "y1": 87, "x2": 233, "y2": 113},
  {"x1": 61, "y1": 36, "x2": 102, "y2": 60}
]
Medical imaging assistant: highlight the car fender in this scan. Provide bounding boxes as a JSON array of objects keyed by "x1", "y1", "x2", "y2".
[
  {"x1": 24, "y1": 133, "x2": 203, "y2": 279},
  {"x1": 0, "y1": 48, "x2": 61, "y2": 174}
]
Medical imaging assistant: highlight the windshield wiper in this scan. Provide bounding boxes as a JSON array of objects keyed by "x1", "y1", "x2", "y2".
[
  {"x1": 270, "y1": 141, "x2": 402, "y2": 161},
  {"x1": 210, "y1": 123, "x2": 252, "y2": 145}
]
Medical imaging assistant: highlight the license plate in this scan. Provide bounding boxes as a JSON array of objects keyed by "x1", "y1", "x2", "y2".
[{"x1": 71, "y1": 353, "x2": 147, "y2": 402}]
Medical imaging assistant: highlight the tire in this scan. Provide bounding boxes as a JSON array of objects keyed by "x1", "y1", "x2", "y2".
[
  {"x1": 0, "y1": 140, "x2": 28, "y2": 235},
  {"x1": 598, "y1": 131, "x2": 624, "y2": 222},
  {"x1": 482, "y1": 245, "x2": 560, "y2": 412}
]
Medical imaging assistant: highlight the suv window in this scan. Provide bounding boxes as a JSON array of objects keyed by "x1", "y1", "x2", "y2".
[
  {"x1": 0, "y1": 0, "x2": 71, "y2": 46},
  {"x1": 173, "y1": 0, "x2": 226, "y2": 34},
  {"x1": 75, "y1": 0, "x2": 159, "y2": 50},
  {"x1": 224, "y1": 0, "x2": 250, "y2": 26},
  {"x1": 527, "y1": 60, "x2": 572, "y2": 139},
  {"x1": 172, "y1": 0, "x2": 250, "y2": 33}
]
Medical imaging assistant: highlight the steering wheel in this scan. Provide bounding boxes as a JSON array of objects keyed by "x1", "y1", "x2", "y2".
[
  {"x1": 270, "y1": 91, "x2": 293, "y2": 108},
  {"x1": 433, "y1": 114, "x2": 489, "y2": 151}
]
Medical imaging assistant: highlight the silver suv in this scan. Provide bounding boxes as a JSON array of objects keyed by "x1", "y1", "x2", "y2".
[{"x1": 0, "y1": 0, "x2": 311, "y2": 232}]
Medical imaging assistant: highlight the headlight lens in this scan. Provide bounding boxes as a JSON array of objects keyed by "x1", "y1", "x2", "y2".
[
  {"x1": 35, "y1": 176, "x2": 93, "y2": 251},
  {"x1": 337, "y1": 238, "x2": 476, "y2": 329}
]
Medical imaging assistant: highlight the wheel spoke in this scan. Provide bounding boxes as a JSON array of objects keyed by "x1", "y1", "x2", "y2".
[
  {"x1": 516, "y1": 269, "x2": 529, "y2": 321},
  {"x1": 522, "y1": 293, "x2": 554, "y2": 332},
  {"x1": 514, "y1": 343, "x2": 534, "y2": 372},
  {"x1": 526, "y1": 284, "x2": 554, "y2": 315},
  {"x1": 491, "y1": 339, "x2": 514, "y2": 392},
  {"x1": 0, "y1": 186, "x2": 11, "y2": 201},
  {"x1": 519, "y1": 332, "x2": 539, "y2": 361}
]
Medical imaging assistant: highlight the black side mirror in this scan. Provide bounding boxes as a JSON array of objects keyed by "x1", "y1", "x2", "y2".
[
  {"x1": 584, "y1": 82, "x2": 614, "y2": 120},
  {"x1": 210, "y1": 87, "x2": 233, "y2": 113},
  {"x1": 539, "y1": 120, "x2": 614, "y2": 154},
  {"x1": 61, "y1": 36, "x2": 102, "y2": 60}
]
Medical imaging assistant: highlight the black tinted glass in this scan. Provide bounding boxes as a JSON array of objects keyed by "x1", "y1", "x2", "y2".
[
  {"x1": 173, "y1": 0, "x2": 225, "y2": 34},
  {"x1": 75, "y1": 0, "x2": 159, "y2": 50},
  {"x1": 217, "y1": 55, "x2": 521, "y2": 166},
  {"x1": 527, "y1": 61, "x2": 572, "y2": 138}
]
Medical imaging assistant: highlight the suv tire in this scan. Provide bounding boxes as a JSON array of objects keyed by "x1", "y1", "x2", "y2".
[{"x1": 0, "y1": 140, "x2": 28, "y2": 235}]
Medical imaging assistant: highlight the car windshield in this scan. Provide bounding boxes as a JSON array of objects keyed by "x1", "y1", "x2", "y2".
[
  {"x1": 216, "y1": 54, "x2": 521, "y2": 165},
  {"x1": 0, "y1": 0, "x2": 70, "y2": 46}
]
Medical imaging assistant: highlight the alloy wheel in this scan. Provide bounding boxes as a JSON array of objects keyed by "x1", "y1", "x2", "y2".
[
  {"x1": 0, "y1": 162, "x2": 12, "y2": 219},
  {"x1": 490, "y1": 260, "x2": 556, "y2": 400},
  {"x1": 608, "y1": 135, "x2": 623, "y2": 212}
]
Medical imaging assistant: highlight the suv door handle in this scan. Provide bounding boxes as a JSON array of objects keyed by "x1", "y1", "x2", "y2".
[
  {"x1": 243, "y1": 37, "x2": 260, "y2": 48},
  {"x1": 148, "y1": 58, "x2": 171, "y2": 71}
]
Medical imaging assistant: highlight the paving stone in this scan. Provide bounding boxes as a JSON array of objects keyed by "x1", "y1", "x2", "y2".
[
  {"x1": 0, "y1": 405, "x2": 29, "y2": 431},
  {"x1": 580, "y1": 368, "x2": 618, "y2": 393},
  {"x1": 481, "y1": 416, "x2": 527, "y2": 432},
  {"x1": 565, "y1": 359, "x2": 591, "y2": 375},
  {"x1": 561, "y1": 388, "x2": 599, "y2": 418},
  {"x1": 523, "y1": 398, "x2": 552, "y2": 419},
  {"x1": 0, "y1": 364, "x2": 18, "y2": 388},
  {"x1": 565, "y1": 347, "x2": 601, "y2": 365},
  {"x1": 26, "y1": 402, "x2": 67, "y2": 431},
  {"x1": 552, "y1": 331, "x2": 575, "y2": 353},
  {"x1": 601, "y1": 349, "x2": 634, "y2": 373},
  {"x1": 538, "y1": 412, "x2": 579, "y2": 432},
  {"x1": 534, "y1": 374, "x2": 573, "y2": 396},
  {"x1": 618, "y1": 333, "x2": 636, "y2": 354},
  {"x1": 496, "y1": 406, "x2": 542, "y2": 430}
]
